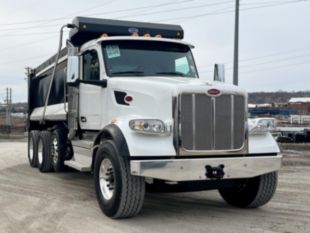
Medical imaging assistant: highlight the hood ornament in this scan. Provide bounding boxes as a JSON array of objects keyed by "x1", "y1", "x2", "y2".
[{"x1": 207, "y1": 88, "x2": 221, "y2": 96}]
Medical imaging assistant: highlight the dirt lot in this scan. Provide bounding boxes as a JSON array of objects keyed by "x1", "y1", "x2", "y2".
[{"x1": 0, "y1": 141, "x2": 309, "y2": 233}]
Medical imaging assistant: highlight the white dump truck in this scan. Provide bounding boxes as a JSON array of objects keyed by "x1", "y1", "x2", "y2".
[{"x1": 27, "y1": 17, "x2": 282, "y2": 219}]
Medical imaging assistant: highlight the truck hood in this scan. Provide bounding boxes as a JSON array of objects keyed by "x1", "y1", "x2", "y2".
[
  {"x1": 107, "y1": 76, "x2": 247, "y2": 121},
  {"x1": 108, "y1": 76, "x2": 246, "y2": 96}
]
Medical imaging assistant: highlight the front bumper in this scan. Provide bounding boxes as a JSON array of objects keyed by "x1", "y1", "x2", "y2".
[{"x1": 130, "y1": 154, "x2": 282, "y2": 181}]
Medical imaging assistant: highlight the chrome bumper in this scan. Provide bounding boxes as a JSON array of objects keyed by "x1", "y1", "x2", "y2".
[{"x1": 130, "y1": 155, "x2": 282, "y2": 181}]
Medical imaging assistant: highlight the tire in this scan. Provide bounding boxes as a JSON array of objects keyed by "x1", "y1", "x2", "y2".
[
  {"x1": 28, "y1": 130, "x2": 40, "y2": 167},
  {"x1": 65, "y1": 140, "x2": 74, "y2": 161},
  {"x1": 94, "y1": 140, "x2": 145, "y2": 219},
  {"x1": 219, "y1": 172, "x2": 278, "y2": 208},
  {"x1": 51, "y1": 128, "x2": 68, "y2": 172},
  {"x1": 38, "y1": 131, "x2": 54, "y2": 173}
]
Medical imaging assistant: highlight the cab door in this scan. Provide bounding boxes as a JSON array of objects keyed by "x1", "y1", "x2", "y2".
[{"x1": 79, "y1": 49, "x2": 104, "y2": 130}]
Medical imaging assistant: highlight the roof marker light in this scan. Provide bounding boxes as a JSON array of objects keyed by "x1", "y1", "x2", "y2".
[
  {"x1": 131, "y1": 32, "x2": 139, "y2": 37},
  {"x1": 100, "y1": 33, "x2": 108, "y2": 38}
]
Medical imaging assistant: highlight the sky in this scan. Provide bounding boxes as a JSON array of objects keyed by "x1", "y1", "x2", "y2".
[{"x1": 0, "y1": 0, "x2": 309, "y2": 102}]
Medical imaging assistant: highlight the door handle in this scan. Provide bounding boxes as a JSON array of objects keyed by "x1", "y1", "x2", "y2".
[{"x1": 80, "y1": 116, "x2": 87, "y2": 122}]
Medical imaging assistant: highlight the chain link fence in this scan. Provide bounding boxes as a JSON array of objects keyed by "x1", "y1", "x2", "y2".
[{"x1": 0, "y1": 113, "x2": 26, "y2": 137}]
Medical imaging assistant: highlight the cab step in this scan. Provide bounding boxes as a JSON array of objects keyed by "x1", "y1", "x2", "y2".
[{"x1": 64, "y1": 160, "x2": 91, "y2": 172}]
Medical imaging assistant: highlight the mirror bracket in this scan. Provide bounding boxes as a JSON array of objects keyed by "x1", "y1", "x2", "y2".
[
  {"x1": 67, "y1": 47, "x2": 79, "y2": 83},
  {"x1": 214, "y1": 64, "x2": 226, "y2": 83}
]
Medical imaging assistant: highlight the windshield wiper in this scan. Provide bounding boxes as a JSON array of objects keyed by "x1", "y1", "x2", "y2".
[
  {"x1": 155, "y1": 72, "x2": 185, "y2": 77},
  {"x1": 110, "y1": 71, "x2": 144, "y2": 76}
]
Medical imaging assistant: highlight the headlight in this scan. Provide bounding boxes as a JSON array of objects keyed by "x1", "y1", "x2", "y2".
[
  {"x1": 129, "y1": 119, "x2": 170, "y2": 135},
  {"x1": 249, "y1": 118, "x2": 277, "y2": 135}
]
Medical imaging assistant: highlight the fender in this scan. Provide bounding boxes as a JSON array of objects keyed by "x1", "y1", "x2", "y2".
[
  {"x1": 92, "y1": 124, "x2": 130, "y2": 165},
  {"x1": 248, "y1": 132, "x2": 280, "y2": 154}
]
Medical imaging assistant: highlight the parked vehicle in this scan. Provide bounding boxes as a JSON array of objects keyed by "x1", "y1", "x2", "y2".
[
  {"x1": 276, "y1": 129, "x2": 310, "y2": 143},
  {"x1": 27, "y1": 17, "x2": 282, "y2": 219}
]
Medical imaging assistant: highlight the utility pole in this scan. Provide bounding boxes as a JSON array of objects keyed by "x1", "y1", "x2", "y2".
[
  {"x1": 5, "y1": 88, "x2": 9, "y2": 125},
  {"x1": 5, "y1": 88, "x2": 12, "y2": 128},
  {"x1": 233, "y1": 0, "x2": 239, "y2": 86},
  {"x1": 9, "y1": 88, "x2": 12, "y2": 125}
]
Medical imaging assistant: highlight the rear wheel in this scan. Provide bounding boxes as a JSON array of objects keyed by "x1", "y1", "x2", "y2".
[
  {"x1": 51, "y1": 128, "x2": 68, "y2": 172},
  {"x1": 38, "y1": 131, "x2": 54, "y2": 173},
  {"x1": 28, "y1": 130, "x2": 40, "y2": 167},
  {"x1": 94, "y1": 140, "x2": 145, "y2": 219},
  {"x1": 219, "y1": 172, "x2": 278, "y2": 208}
]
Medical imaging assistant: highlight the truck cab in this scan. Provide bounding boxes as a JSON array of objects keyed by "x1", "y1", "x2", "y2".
[{"x1": 27, "y1": 17, "x2": 282, "y2": 219}]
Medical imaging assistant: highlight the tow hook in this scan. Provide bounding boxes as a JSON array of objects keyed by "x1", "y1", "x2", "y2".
[{"x1": 205, "y1": 164, "x2": 225, "y2": 179}]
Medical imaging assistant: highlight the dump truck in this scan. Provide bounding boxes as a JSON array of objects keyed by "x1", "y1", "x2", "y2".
[{"x1": 27, "y1": 17, "x2": 282, "y2": 219}]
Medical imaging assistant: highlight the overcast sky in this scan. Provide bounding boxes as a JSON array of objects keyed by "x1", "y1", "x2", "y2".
[{"x1": 0, "y1": 0, "x2": 309, "y2": 102}]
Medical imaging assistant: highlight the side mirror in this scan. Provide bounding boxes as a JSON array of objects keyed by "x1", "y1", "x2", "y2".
[
  {"x1": 67, "y1": 47, "x2": 79, "y2": 83},
  {"x1": 214, "y1": 64, "x2": 225, "y2": 82}
]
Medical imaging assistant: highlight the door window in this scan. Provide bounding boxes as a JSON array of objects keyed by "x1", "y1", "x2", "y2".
[{"x1": 83, "y1": 50, "x2": 100, "y2": 81}]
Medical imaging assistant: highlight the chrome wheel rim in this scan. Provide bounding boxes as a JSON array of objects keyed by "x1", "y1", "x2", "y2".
[
  {"x1": 38, "y1": 139, "x2": 43, "y2": 165},
  {"x1": 99, "y1": 158, "x2": 115, "y2": 200},
  {"x1": 51, "y1": 137, "x2": 59, "y2": 164},
  {"x1": 29, "y1": 137, "x2": 34, "y2": 161}
]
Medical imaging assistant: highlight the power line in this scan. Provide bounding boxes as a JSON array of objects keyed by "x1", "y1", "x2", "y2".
[
  {"x1": 0, "y1": 0, "x2": 115, "y2": 32},
  {"x1": 240, "y1": 59, "x2": 310, "y2": 74},
  {"x1": 0, "y1": 0, "x2": 117, "y2": 27},
  {"x1": 198, "y1": 46, "x2": 310, "y2": 69},
  {"x1": 239, "y1": 47, "x2": 310, "y2": 63},
  {"x1": 157, "y1": 0, "x2": 310, "y2": 23},
  {"x1": 199, "y1": 58, "x2": 310, "y2": 75},
  {"x1": 0, "y1": 35, "x2": 55, "y2": 53},
  {"x1": 0, "y1": 0, "x2": 226, "y2": 33},
  {"x1": 0, "y1": 0, "x2": 298, "y2": 32},
  {"x1": 0, "y1": 0, "x2": 308, "y2": 38},
  {"x1": 0, "y1": 0, "x2": 197, "y2": 40},
  {"x1": 0, "y1": 0, "x2": 195, "y2": 28},
  {"x1": 118, "y1": 0, "x2": 234, "y2": 19},
  {"x1": 230, "y1": 53, "x2": 310, "y2": 69},
  {"x1": 0, "y1": 31, "x2": 59, "y2": 38},
  {"x1": 0, "y1": 2, "x2": 232, "y2": 38},
  {"x1": 0, "y1": 54, "x2": 51, "y2": 66},
  {"x1": 205, "y1": 53, "x2": 310, "y2": 72}
]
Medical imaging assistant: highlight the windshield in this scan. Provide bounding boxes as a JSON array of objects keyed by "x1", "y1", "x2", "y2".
[{"x1": 102, "y1": 40, "x2": 198, "y2": 78}]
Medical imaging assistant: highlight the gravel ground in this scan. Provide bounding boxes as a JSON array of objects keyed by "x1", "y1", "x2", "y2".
[{"x1": 0, "y1": 141, "x2": 310, "y2": 233}]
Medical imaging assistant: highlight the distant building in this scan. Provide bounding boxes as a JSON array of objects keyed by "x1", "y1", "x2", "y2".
[
  {"x1": 289, "y1": 97, "x2": 310, "y2": 103},
  {"x1": 288, "y1": 97, "x2": 310, "y2": 115}
]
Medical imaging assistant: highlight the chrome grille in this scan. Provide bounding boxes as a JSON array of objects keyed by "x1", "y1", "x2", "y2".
[{"x1": 179, "y1": 92, "x2": 246, "y2": 152}]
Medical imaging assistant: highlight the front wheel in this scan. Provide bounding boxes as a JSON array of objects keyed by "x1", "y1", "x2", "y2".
[
  {"x1": 94, "y1": 140, "x2": 145, "y2": 219},
  {"x1": 219, "y1": 172, "x2": 278, "y2": 208}
]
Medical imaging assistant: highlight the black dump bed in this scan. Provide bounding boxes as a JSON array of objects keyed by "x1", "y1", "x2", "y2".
[
  {"x1": 69, "y1": 17, "x2": 184, "y2": 46},
  {"x1": 29, "y1": 56, "x2": 67, "y2": 113}
]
